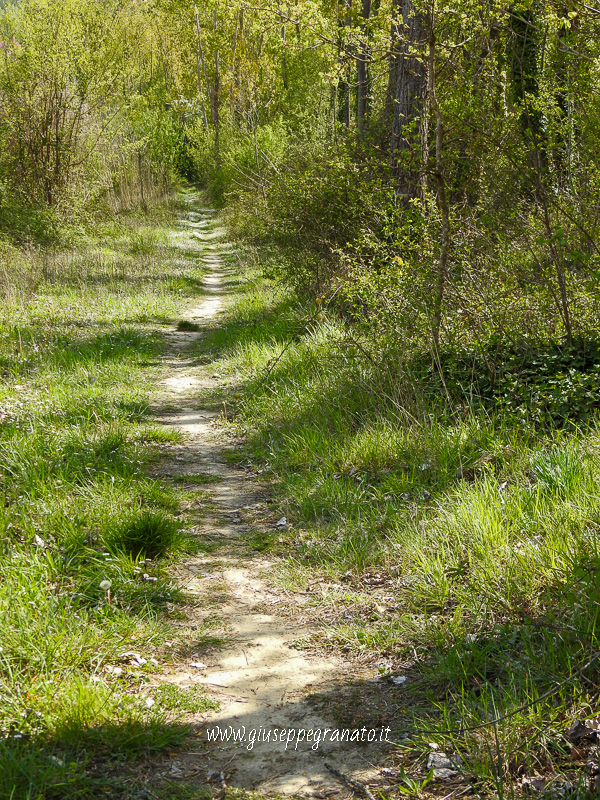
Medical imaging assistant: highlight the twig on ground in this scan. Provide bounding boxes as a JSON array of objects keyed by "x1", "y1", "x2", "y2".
[{"x1": 325, "y1": 762, "x2": 377, "y2": 800}]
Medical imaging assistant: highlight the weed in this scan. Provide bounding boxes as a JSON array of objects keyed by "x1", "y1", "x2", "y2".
[
  {"x1": 397, "y1": 768, "x2": 434, "y2": 796},
  {"x1": 151, "y1": 683, "x2": 219, "y2": 714},
  {"x1": 242, "y1": 529, "x2": 278, "y2": 552},
  {"x1": 172, "y1": 473, "x2": 221, "y2": 485}
]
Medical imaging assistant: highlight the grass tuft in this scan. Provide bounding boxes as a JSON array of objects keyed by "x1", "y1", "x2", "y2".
[
  {"x1": 176, "y1": 319, "x2": 201, "y2": 332},
  {"x1": 108, "y1": 510, "x2": 185, "y2": 559}
]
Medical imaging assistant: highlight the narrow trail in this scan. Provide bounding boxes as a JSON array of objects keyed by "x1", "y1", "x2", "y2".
[{"x1": 151, "y1": 199, "x2": 390, "y2": 797}]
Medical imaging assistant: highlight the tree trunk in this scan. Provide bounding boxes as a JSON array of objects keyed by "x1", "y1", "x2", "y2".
[
  {"x1": 212, "y1": 5, "x2": 220, "y2": 164},
  {"x1": 193, "y1": 7, "x2": 209, "y2": 130},
  {"x1": 391, "y1": 0, "x2": 428, "y2": 202},
  {"x1": 428, "y1": 29, "x2": 450, "y2": 357},
  {"x1": 431, "y1": 110, "x2": 450, "y2": 355},
  {"x1": 212, "y1": 52, "x2": 220, "y2": 162},
  {"x1": 337, "y1": 0, "x2": 352, "y2": 128},
  {"x1": 384, "y1": 0, "x2": 402, "y2": 126},
  {"x1": 194, "y1": 6, "x2": 213, "y2": 128},
  {"x1": 281, "y1": 19, "x2": 288, "y2": 89},
  {"x1": 356, "y1": 0, "x2": 371, "y2": 135}
]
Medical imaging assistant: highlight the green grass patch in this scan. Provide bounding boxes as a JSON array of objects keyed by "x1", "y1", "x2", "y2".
[
  {"x1": 241, "y1": 529, "x2": 279, "y2": 553},
  {"x1": 0, "y1": 196, "x2": 213, "y2": 798},
  {"x1": 171, "y1": 473, "x2": 222, "y2": 485},
  {"x1": 150, "y1": 683, "x2": 219, "y2": 714},
  {"x1": 107, "y1": 510, "x2": 185, "y2": 559}
]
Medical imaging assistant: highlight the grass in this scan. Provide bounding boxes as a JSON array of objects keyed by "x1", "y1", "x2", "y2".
[
  {"x1": 194, "y1": 254, "x2": 600, "y2": 797},
  {"x1": 107, "y1": 510, "x2": 185, "y2": 559},
  {"x1": 0, "y1": 190, "x2": 217, "y2": 799},
  {"x1": 5, "y1": 193, "x2": 598, "y2": 796},
  {"x1": 176, "y1": 320, "x2": 201, "y2": 332},
  {"x1": 171, "y1": 473, "x2": 221, "y2": 485},
  {"x1": 150, "y1": 683, "x2": 219, "y2": 714}
]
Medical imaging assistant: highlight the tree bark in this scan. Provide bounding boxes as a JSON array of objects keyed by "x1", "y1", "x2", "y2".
[
  {"x1": 337, "y1": 0, "x2": 352, "y2": 128},
  {"x1": 212, "y1": 5, "x2": 220, "y2": 163},
  {"x1": 282, "y1": 25, "x2": 288, "y2": 88},
  {"x1": 391, "y1": 0, "x2": 428, "y2": 202},
  {"x1": 428, "y1": 29, "x2": 450, "y2": 357},
  {"x1": 356, "y1": 0, "x2": 371, "y2": 135},
  {"x1": 431, "y1": 110, "x2": 450, "y2": 355},
  {"x1": 384, "y1": 0, "x2": 402, "y2": 127},
  {"x1": 194, "y1": 6, "x2": 212, "y2": 128},
  {"x1": 193, "y1": 7, "x2": 209, "y2": 130}
]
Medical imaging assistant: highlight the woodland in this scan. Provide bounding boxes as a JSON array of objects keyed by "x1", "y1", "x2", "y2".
[{"x1": 1, "y1": 0, "x2": 600, "y2": 797}]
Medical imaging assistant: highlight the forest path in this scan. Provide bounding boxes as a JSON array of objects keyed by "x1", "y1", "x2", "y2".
[{"x1": 150, "y1": 197, "x2": 390, "y2": 797}]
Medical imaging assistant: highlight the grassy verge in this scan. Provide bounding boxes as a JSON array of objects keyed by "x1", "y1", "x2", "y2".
[
  {"x1": 194, "y1": 254, "x2": 600, "y2": 798},
  {"x1": 0, "y1": 191, "x2": 217, "y2": 799}
]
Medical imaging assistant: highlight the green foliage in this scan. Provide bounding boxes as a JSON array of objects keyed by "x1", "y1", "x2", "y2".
[
  {"x1": 186, "y1": 119, "x2": 289, "y2": 207},
  {"x1": 430, "y1": 337, "x2": 600, "y2": 427},
  {"x1": 0, "y1": 0, "x2": 186, "y2": 222}
]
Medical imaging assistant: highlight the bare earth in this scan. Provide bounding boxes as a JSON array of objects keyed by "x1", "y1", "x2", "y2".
[{"x1": 151, "y1": 202, "x2": 391, "y2": 797}]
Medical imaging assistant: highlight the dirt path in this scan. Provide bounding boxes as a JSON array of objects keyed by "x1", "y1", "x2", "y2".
[{"x1": 153, "y1": 201, "x2": 391, "y2": 797}]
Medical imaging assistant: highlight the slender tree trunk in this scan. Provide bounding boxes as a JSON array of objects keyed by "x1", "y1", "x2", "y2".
[
  {"x1": 281, "y1": 7, "x2": 288, "y2": 90},
  {"x1": 337, "y1": 0, "x2": 352, "y2": 128},
  {"x1": 232, "y1": 8, "x2": 244, "y2": 121},
  {"x1": 138, "y1": 150, "x2": 145, "y2": 208},
  {"x1": 213, "y1": 51, "x2": 220, "y2": 162},
  {"x1": 212, "y1": 5, "x2": 220, "y2": 164},
  {"x1": 193, "y1": 8, "x2": 209, "y2": 130},
  {"x1": 194, "y1": 6, "x2": 213, "y2": 126},
  {"x1": 428, "y1": 28, "x2": 450, "y2": 356},
  {"x1": 431, "y1": 110, "x2": 450, "y2": 354},
  {"x1": 356, "y1": 0, "x2": 371, "y2": 135},
  {"x1": 384, "y1": 0, "x2": 403, "y2": 125},
  {"x1": 230, "y1": 9, "x2": 239, "y2": 119}
]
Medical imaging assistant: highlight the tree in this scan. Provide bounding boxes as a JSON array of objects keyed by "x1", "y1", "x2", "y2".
[{"x1": 391, "y1": 0, "x2": 428, "y2": 201}]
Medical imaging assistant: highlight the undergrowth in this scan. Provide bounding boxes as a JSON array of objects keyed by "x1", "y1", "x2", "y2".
[{"x1": 196, "y1": 254, "x2": 600, "y2": 797}]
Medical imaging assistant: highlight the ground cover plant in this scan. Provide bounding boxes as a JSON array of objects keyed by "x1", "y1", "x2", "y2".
[
  {"x1": 195, "y1": 259, "x2": 600, "y2": 797},
  {"x1": 0, "y1": 194, "x2": 215, "y2": 799}
]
